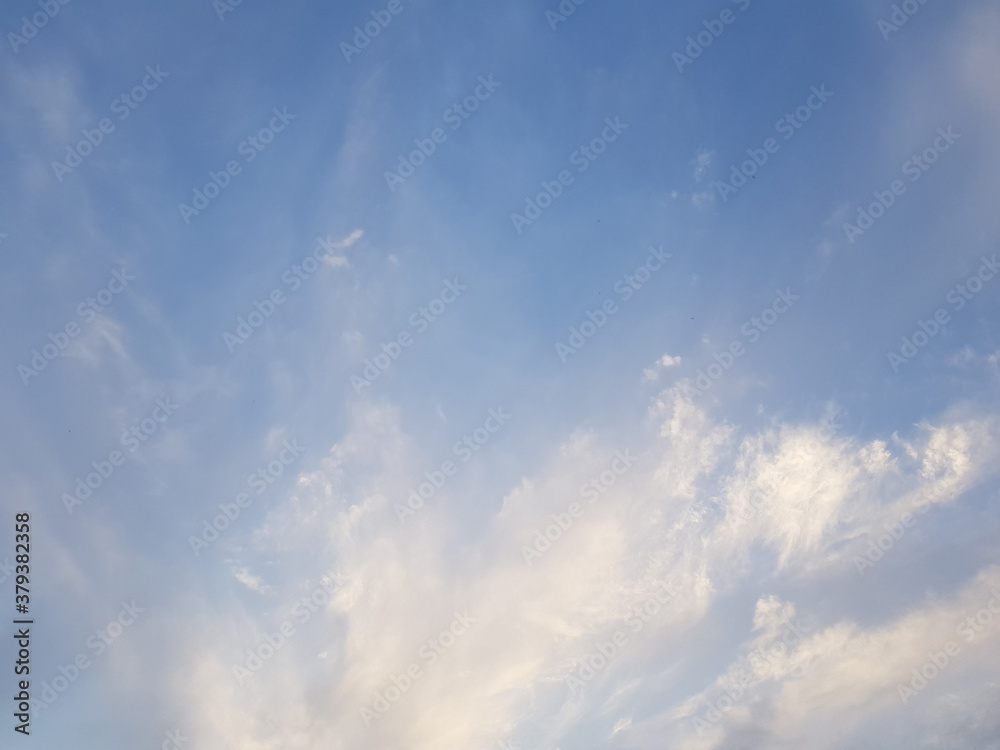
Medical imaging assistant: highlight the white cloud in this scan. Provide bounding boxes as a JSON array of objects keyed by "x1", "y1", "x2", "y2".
[
  {"x1": 163, "y1": 387, "x2": 1000, "y2": 750},
  {"x1": 234, "y1": 566, "x2": 272, "y2": 594},
  {"x1": 643, "y1": 353, "x2": 682, "y2": 382},
  {"x1": 693, "y1": 151, "x2": 714, "y2": 182},
  {"x1": 324, "y1": 229, "x2": 363, "y2": 267}
]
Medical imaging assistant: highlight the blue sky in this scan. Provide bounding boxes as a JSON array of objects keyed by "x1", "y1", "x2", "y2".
[{"x1": 2, "y1": 0, "x2": 1000, "y2": 748}]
